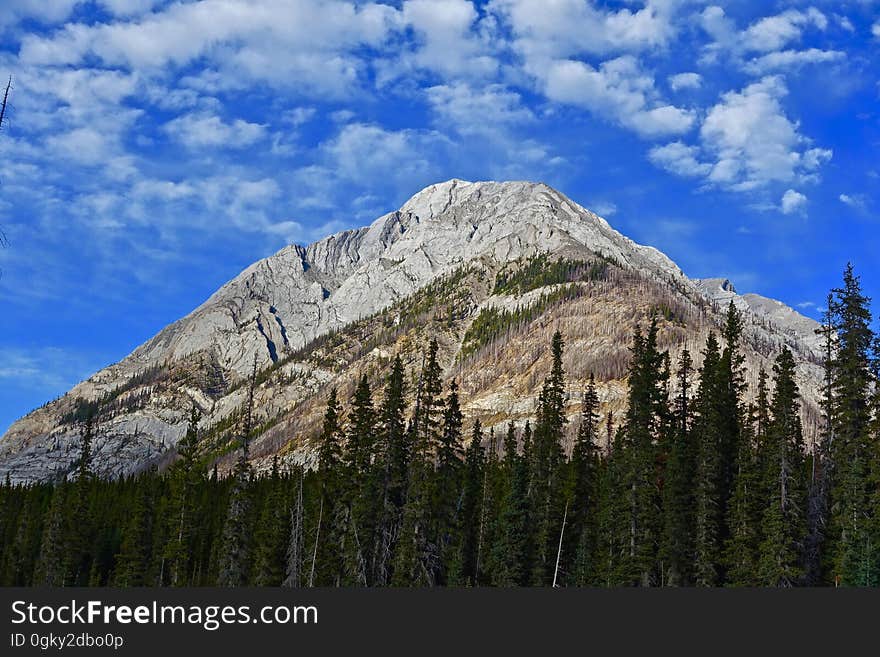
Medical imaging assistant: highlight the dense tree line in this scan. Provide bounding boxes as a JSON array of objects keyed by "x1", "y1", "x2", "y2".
[{"x1": 2, "y1": 265, "x2": 880, "y2": 587}]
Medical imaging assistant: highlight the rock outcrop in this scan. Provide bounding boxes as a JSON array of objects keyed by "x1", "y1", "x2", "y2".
[{"x1": 0, "y1": 180, "x2": 824, "y2": 482}]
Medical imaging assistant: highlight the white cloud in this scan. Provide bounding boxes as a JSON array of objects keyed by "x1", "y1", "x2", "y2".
[
  {"x1": 648, "y1": 141, "x2": 712, "y2": 177},
  {"x1": 780, "y1": 189, "x2": 807, "y2": 214},
  {"x1": 590, "y1": 201, "x2": 617, "y2": 217},
  {"x1": 669, "y1": 72, "x2": 702, "y2": 91},
  {"x1": 740, "y1": 8, "x2": 827, "y2": 53},
  {"x1": 163, "y1": 112, "x2": 267, "y2": 149},
  {"x1": 839, "y1": 193, "x2": 866, "y2": 209},
  {"x1": 873, "y1": 21, "x2": 880, "y2": 39},
  {"x1": 0, "y1": 0, "x2": 80, "y2": 29},
  {"x1": 743, "y1": 48, "x2": 844, "y2": 74},
  {"x1": 650, "y1": 77, "x2": 832, "y2": 192},
  {"x1": 282, "y1": 107, "x2": 317, "y2": 127},
  {"x1": 96, "y1": 0, "x2": 164, "y2": 17},
  {"x1": 19, "y1": 0, "x2": 403, "y2": 97},
  {"x1": 700, "y1": 6, "x2": 834, "y2": 75},
  {"x1": 543, "y1": 56, "x2": 695, "y2": 138},
  {"x1": 491, "y1": 0, "x2": 676, "y2": 60},
  {"x1": 425, "y1": 83, "x2": 533, "y2": 136},
  {"x1": 0, "y1": 347, "x2": 100, "y2": 393},
  {"x1": 699, "y1": 76, "x2": 828, "y2": 190},
  {"x1": 395, "y1": 0, "x2": 496, "y2": 79},
  {"x1": 318, "y1": 123, "x2": 450, "y2": 191}
]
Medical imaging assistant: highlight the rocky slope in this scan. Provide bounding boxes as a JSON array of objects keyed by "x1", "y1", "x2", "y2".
[{"x1": 0, "y1": 180, "x2": 824, "y2": 483}]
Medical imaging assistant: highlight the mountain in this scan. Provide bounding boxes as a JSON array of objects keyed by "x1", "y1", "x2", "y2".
[{"x1": 0, "y1": 180, "x2": 825, "y2": 483}]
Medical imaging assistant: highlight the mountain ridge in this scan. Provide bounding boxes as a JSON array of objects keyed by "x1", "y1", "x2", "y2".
[{"x1": 0, "y1": 179, "x2": 823, "y2": 483}]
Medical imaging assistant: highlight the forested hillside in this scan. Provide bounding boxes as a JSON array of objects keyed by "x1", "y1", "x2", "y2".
[{"x1": 1, "y1": 265, "x2": 877, "y2": 587}]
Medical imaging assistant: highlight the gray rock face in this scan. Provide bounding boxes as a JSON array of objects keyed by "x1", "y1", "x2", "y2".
[
  {"x1": 693, "y1": 277, "x2": 823, "y2": 356},
  {"x1": 0, "y1": 179, "x2": 826, "y2": 482}
]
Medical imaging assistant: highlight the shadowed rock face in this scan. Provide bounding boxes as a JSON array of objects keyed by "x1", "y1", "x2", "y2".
[{"x1": 0, "y1": 180, "x2": 823, "y2": 483}]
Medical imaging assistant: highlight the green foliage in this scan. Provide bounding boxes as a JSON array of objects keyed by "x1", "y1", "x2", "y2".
[
  {"x1": 493, "y1": 253, "x2": 609, "y2": 295},
  {"x1": 4, "y1": 265, "x2": 880, "y2": 588}
]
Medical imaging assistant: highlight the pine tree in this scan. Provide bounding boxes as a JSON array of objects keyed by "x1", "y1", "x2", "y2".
[
  {"x1": 113, "y1": 478, "x2": 153, "y2": 586},
  {"x1": 529, "y1": 330, "x2": 567, "y2": 585},
  {"x1": 33, "y1": 483, "x2": 69, "y2": 586},
  {"x1": 217, "y1": 360, "x2": 257, "y2": 587},
  {"x1": 757, "y1": 348, "x2": 808, "y2": 586},
  {"x1": 625, "y1": 320, "x2": 668, "y2": 585},
  {"x1": 433, "y1": 380, "x2": 464, "y2": 582},
  {"x1": 372, "y1": 355, "x2": 408, "y2": 586},
  {"x1": 449, "y1": 421, "x2": 485, "y2": 585},
  {"x1": 66, "y1": 415, "x2": 96, "y2": 585},
  {"x1": 283, "y1": 467, "x2": 306, "y2": 587},
  {"x1": 723, "y1": 410, "x2": 760, "y2": 586},
  {"x1": 342, "y1": 374, "x2": 378, "y2": 585},
  {"x1": 393, "y1": 342, "x2": 445, "y2": 586},
  {"x1": 491, "y1": 423, "x2": 530, "y2": 586},
  {"x1": 311, "y1": 387, "x2": 344, "y2": 586},
  {"x1": 253, "y1": 457, "x2": 289, "y2": 586},
  {"x1": 826, "y1": 265, "x2": 875, "y2": 585},
  {"x1": 693, "y1": 333, "x2": 723, "y2": 586},
  {"x1": 164, "y1": 403, "x2": 202, "y2": 586},
  {"x1": 661, "y1": 349, "x2": 696, "y2": 586},
  {"x1": 564, "y1": 374, "x2": 600, "y2": 585}
]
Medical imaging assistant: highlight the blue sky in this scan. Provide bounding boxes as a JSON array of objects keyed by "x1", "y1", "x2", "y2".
[{"x1": 0, "y1": 0, "x2": 878, "y2": 432}]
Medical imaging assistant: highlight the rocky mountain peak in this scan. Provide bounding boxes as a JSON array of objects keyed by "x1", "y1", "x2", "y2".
[{"x1": 0, "y1": 179, "x2": 827, "y2": 483}]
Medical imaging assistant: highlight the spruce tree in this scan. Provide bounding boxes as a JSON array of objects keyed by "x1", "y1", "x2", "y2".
[
  {"x1": 564, "y1": 374, "x2": 600, "y2": 585},
  {"x1": 217, "y1": 361, "x2": 257, "y2": 587},
  {"x1": 311, "y1": 387, "x2": 344, "y2": 586},
  {"x1": 113, "y1": 478, "x2": 153, "y2": 586},
  {"x1": 164, "y1": 404, "x2": 202, "y2": 586},
  {"x1": 827, "y1": 264, "x2": 876, "y2": 585},
  {"x1": 434, "y1": 380, "x2": 464, "y2": 582},
  {"x1": 253, "y1": 457, "x2": 289, "y2": 586},
  {"x1": 372, "y1": 355, "x2": 408, "y2": 586},
  {"x1": 283, "y1": 467, "x2": 306, "y2": 587},
  {"x1": 491, "y1": 423, "x2": 530, "y2": 586},
  {"x1": 619, "y1": 320, "x2": 667, "y2": 586},
  {"x1": 693, "y1": 333, "x2": 724, "y2": 586},
  {"x1": 66, "y1": 415, "x2": 96, "y2": 585},
  {"x1": 342, "y1": 374, "x2": 378, "y2": 585},
  {"x1": 449, "y1": 421, "x2": 485, "y2": 585},
  {"x1": 661, "y1": 349, "x2": 696, "y2": 586},
  {"x1": 529, "y1": 330, "x2": 567, "y2": 585},
  {"x1": 756, "y1": 348, "x2": 808, "y2": 586}
]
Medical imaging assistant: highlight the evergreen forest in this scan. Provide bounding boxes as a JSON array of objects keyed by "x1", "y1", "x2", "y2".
[{"x1": 2, "y1": 264, "x2": 880, "y2": 588}]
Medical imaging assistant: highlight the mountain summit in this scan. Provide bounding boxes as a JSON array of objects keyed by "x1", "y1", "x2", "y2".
[{"x1": 0, "y1": 180, "x2": 823, "y2": 482}]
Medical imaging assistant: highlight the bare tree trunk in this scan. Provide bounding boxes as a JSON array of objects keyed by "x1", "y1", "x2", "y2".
[
  {"x1": 553, "y1": 501, "x2": 568, "y2": 588},
  {"x1": 309, "y1": 496, "x2": 323, "y2": 587}
]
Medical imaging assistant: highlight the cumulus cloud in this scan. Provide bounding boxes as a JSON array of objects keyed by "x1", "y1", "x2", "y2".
[
  {"x1": 701, "y1": 77, "x2": 828, "y2": 190},
  {"x1": 780, "y1": 189, "x2": 807, "y2": 214},
  {"x1": 20, "y1": 0, "x2": 403, "y2": 97},
  {"x1": 425, "y1": 83, "x2": 534, "y2": 136},
  {"x1": 650, "y1": 77, "x2": 832, "y2": 193},
  {"x1": 700, "y1": 6, "x2": 839, "y2": 74},
  {"x1": 163, "y1": 112, "x2": 267, "y2": 149},
  {"x1": 393, "y1": 0, "x2": 496, "y2": 80},
  {"x1": 648, "y1": 141, "x2": 712, "y2": 177},
  {"x1": 669, "y1": 72, "x2": 702, "y2": 91},
  {"x1": 743, "y1": 48, "x2": 845, "y2": 74},
  {"x1": 0, "y1": 0, "x2": 80, "y2": 29},
  {"x1": 740, "y1": 8, "x2": 827, "y2": 53},
  {"x1": 543, "y1": 56, "x2": 695, "y2": 138},
  {"x1": 839, "y1": 193, "x2": 866, "y2": 209},
  {"x1": 491, "y1": 0, "x2": 677, "y2": 60}
]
